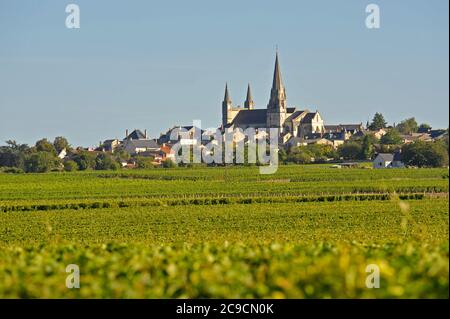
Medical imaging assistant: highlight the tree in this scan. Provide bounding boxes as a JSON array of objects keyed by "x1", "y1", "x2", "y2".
[
  {"x1": 63, "y1": 160, "x2": 78, "y2": 172},
  {"x1": 361, "y1": 134, "x2": 375, "y2": 160},
  {"x1": 401, "y1": 140, "x2": 449, "y2": 168},
  {"x1": 24, "y1": 152, "x2": 60, "y2": 173},
  {"x1": 380, "y1": 129, "x2": 403, "y2": 145},
  {"x1": 0, "y1": 141, "x2": 30, "y2": 169},
  {"x1": 396, "y1": 117, "x2": 418, "y2": 134},
  {"x1": 35, "y1": 138, "x2": 56, "y2": 155},
  {"x1": 287, "y1": 149, "x2": 312, "y2": 164},
  {"x1": 368, "y1": 113, "x2": 387, "y2": 131},
  {"x1": 338, "y1": 142, "x2": 362, "y2": 160},
  {"x1": 135, "y1": 156, "x2": 155, "y2": 169},
  {"x1": 53, "y1": 137, "x2": 70, "y2": 154},
  {"x1": 162, "y1": 159, "x2": 177, "y2": 168},
  {"x1": 72, "y1": 151, "x2": 96, "y2": 170},
  {"x1": 95, "y1": 153, "x2": 120, "y2": 170}
]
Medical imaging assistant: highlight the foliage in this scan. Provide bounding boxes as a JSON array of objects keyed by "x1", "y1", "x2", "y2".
[
  {"x1": 286, "y1": 148, "x2": 312, "y2": 164},
  {"x1": 162, "y1": 159, "x2": 177, "y2": 168},
  {"x1": 53, "y1": 136, "x2": 70, "y2": 154},
  {"x1": 337, "y1": 142, "x2": 362, "y2": 160},
  {"x1": 135, "y1": 156, "x2": 155, "y2": 169},
  {"x1": 361, "y1": 134, "x2": 375, "y2": 160},
  {"x1": 72, "y1": 151, "x2": 96, "y2": 171},
  {"x1": 380, "y1": 129, "x2": 403, "y2": 145},
  {"x1": 396, "y1": 117, "x2": 418, "y2": 134},
  {"x1": 0, "y1": 165, "x2": 447, "y2": 298},
  {"x1": 35, "y1": 138, "x2": 56, "y2": 155},
  {"x1": 368, "y1": 113, "x2": 387, "y2": 130},
  {"x1": 63, "y1": 160, "x2": 78, "y2": 172},
  {"x1": 95, "y1": 153, "x2": 120, "y2": 171},
  {"x1": 401, "y1": 140, "x2": 449, "y2": 168},
  {"x1": 23, "y1": 152, "x2": 60, "y2": 173}
]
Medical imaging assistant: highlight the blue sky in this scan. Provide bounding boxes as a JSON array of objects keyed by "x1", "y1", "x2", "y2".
[{"x1": 0, "y1": 0, "x2": 448, "y2": 147}]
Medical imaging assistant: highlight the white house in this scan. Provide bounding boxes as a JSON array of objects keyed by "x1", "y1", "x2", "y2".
[{"x1": 373, "y1": 152, "x2": 404, "y2": 169}]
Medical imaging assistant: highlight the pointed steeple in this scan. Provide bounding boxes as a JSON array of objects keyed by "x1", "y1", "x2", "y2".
[
  {"x1": 267, "y1": 51, "x2": 286, "y2": 111},
  {"x1": 224, "y1": 83, "x2": 231, "y2": 103},
  {"x1": 272, "y1": 51, "x2": 284, "y2": 91},
  {"x1": 266, "y1": 50, "x2": 287, "y2": 129},
  {"x1": 244, "y1": 83, "x2": 254, "y2": 109}
]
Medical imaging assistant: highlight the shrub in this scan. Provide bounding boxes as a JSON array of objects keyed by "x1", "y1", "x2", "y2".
[{"x1": 64, "y1": 160, "x2": 78, "y2": 172}]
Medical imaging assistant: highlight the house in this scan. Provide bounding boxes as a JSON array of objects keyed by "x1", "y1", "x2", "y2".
[
  {"x1": 324, "y1": 124, "x2": 364, "y2": 135},
  {"x1": 122, "y1": 139, "x2": 160, "y2": 155},
  {"x1": 373, "y1": 152, "x2": 404, "y2": 169},
  {"x1": 158, "y1": 126, "x2": 204, "y2": 145},
  {"x1": 285, "y1": 136, "x2": 333, "y2": 148},
  {"x1": 102, "y1": 139, "x2": 120, "y2": 152},
  {"x1": 400, "y1": 133, "x2": 435, "y2": 144},
  {"x1": 57, "y1": 148, "x2": 67, "y2": 159},
  {"x1": 125, "y1": 129, "x2": 148, "y2": 140},
  {"x1": 372, "y1": 128, "x2": 387, "y2": 139},
  {"x1": 430, "y1": 129, "x2": 448, "y2": 140}
]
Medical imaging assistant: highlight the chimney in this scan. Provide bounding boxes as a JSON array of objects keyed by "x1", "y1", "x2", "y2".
[
  {"x1": 125, "y1": 129, "x2": 129, "y2": 139},
  {"x1": 144, "y1": 129, "x2": 147, "y2": 139}
]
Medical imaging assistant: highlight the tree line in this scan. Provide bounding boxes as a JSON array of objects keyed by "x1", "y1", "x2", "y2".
[{"x1": 280, "y1": 113, "x2": 448, "y2": 167}]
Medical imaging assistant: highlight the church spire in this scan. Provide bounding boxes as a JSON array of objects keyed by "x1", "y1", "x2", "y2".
[
  {"x1": 268, "y1": 51, "x2": 286, "y2": 111},
  {"x1": 224, "y1": 82, "x2": 231, "y2": 103},
  {"x1": 266, "y1": 50, "x2": 287, "y2": 129},
  {"x1": 244, "y1": 83, "x2": 254, "y2": 109},
  {"x1": 272, "y1": 51, "x2": 284, "y2": 91}
]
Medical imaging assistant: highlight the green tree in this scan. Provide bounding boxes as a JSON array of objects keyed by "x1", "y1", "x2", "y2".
[
  {"x1": 162, "y1": 159, "x2": 177, "y2": 168},
  {"x1": 95, "y1": 153, "x2": 120, "y2": 170},
  {"x1": 361, "y1": 135, "x2": 375, "y2": 160},
  {"x1": 63, "y1": 160, "x2": 78, "y2": 172},
  {"x1": 0, "y1": 140, "x2": 30, "y2": 169},
  {"x1": 380, "y1": 129, "x2": 403, "y2": 145},
  {"x1": 72, "y1": 151, "x2": 96, "y2": 170},
  {"x1": 24, "y1": 152, "x2": 60, "y2": 173},
  {"x1": 35, "y1": 138, "x2": 56, "y2": 155},
  {"x1": 135, "y1": 156, "x2": 155, "y2": 169},
  {"x1": 337, "y1": 142, "x2": 362, "y2": 160},
  {"x1": 369, "y1": 113, "x2": 387, "y2": 131},
  {"x1": 401, "y1": 140, "x2": 449, "y2": 167},
  {"x1": 396, "y1": 118, "x2": 418, "y2": 134},
  {"x1": 286, "y1": 148, "x2": 313, "y2": 164},
  {"x1": 53, "y1": 137, "x2": 70, "y2": 154}
]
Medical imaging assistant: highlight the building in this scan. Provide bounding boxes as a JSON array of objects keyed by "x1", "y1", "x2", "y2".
[
  {"x1": 324, "y1": 124, "x2": 364, "y2": 135},
  {"x1": 102, "y1": 139, "x2": 120, "y2": 152},
  {"x1": 158, "y1": 126, "x2": 204, "y2": 145},
  {"x1": 373, "y1": 152, "x2": 404, "y2": 169},
  {"x1": 122, "y1": 139, "x2": 159, "y2": 155},
  {"x1": 221, "y1": 52, "x2": 325, "y2": 142}
]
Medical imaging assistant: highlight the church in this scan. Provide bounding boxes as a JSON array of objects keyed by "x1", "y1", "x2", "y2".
[{"x1": 221, "y1": 52, "x2": 325, "y2": 143}]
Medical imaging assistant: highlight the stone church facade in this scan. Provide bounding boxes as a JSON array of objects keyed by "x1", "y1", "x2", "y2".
[{"x1": 221, "y1": 52, "x2": 325, "y2": 142}]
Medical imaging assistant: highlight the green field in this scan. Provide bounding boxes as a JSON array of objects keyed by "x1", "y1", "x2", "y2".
[{"x1": 0, "y1": 165, "x2": 448, "y2": 298}]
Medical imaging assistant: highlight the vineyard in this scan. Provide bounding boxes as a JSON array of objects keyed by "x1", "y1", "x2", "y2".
[{"x1": 0, "y1": 165, "x2": 448, "y2": 298}]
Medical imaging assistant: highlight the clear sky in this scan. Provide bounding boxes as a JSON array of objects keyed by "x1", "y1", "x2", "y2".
[{"x1": 0, "y1": 0, "x2": 448, "y2": 147}]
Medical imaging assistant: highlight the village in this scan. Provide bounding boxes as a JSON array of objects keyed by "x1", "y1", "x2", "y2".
[{"x1": 0, "y1": 54, "x2": 448, "y2": 172}]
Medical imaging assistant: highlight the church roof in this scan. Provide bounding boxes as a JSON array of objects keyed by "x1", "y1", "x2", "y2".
[
  {"x1": 286, "y1": 110, "x2": 308, "y2": 122},
  {"x1": 286, "y1": 107, "x2": 296, "y2": 113},
  {"x1": 231, "y1": 109, "x2": 267, "y2": 126},
  {"x1": 126, "y1": 129, "x2": 146, "y2": 140},
  {"x1": 303, "y1": 112, "x2": 317, "y2": 122}
]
